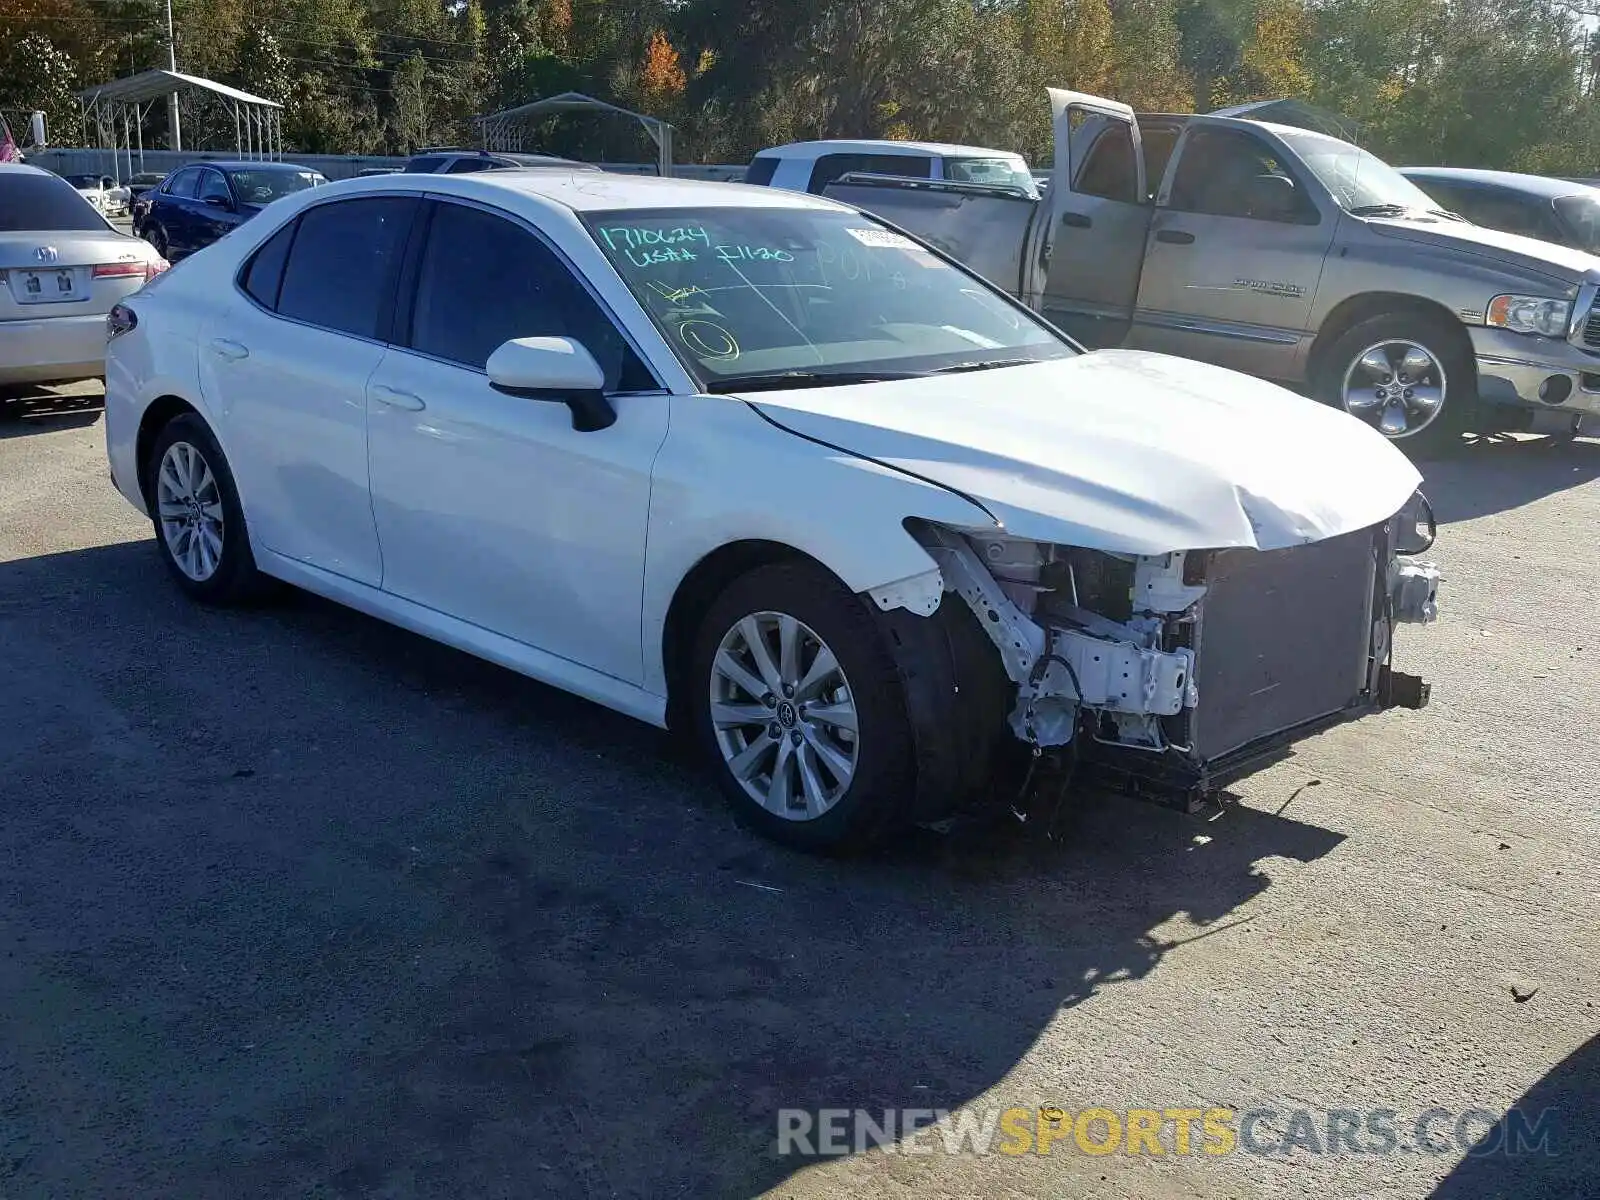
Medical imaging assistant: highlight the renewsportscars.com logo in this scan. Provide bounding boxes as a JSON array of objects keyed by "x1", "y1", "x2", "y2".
[{"x1": 776, "y1": 1106, "x2": 1561, "y2": 1158}]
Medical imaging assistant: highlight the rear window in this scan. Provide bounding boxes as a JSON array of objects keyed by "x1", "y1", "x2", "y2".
[
  {"x1": 744, "y1": 157, "x2": 779, "y2": 186},
  {"x1": 0, "y1": 173, "x2": 108, "y2": 232}
]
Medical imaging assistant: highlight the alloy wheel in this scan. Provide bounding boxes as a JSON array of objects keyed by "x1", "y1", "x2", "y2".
[
  {"x1": 1340, "y1": 339, "x2": 1447, "y2": 438},
  {"x1": 156, "y1": 441, "x2": 225, "y2": 582},
  {"x1": 708, "y1": 611, "x2": 860, "y2": 821}
]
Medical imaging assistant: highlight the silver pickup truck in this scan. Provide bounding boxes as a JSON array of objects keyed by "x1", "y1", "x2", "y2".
[{"x1": 824, "y1": 90, "x2": 1600, "y2": 452}]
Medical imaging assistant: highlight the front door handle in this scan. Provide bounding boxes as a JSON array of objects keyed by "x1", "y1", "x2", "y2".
[
  {"x1": 1155, "y1": 229, "x2": 1196, "y2": 245},
  {"x1": 209, "y1": 338, "x2": 249, "y2": 361},
  {"x1": 1061, "y1": 211, "x2": 1093, "y2": 229},
  {"x1": 370, "y1": 384, "x2": 426, "y2": 412}
]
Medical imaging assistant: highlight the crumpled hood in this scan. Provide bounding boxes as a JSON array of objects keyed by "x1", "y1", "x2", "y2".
[
  {"x1": 1368, "y1": 217, "x2": 1600, "y2": 284},
  {"x1": 745, "y1": 351, "x2": 1423, "y2": 556}
]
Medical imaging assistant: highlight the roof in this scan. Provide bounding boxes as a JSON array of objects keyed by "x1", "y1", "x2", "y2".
[
  {"x1": 1397, "y1": 166, "x2": 1599, "y2": 198},
  {"x1": 754, "y1": 139, "x2": 1029, "y2": 162},
  {"x1": 0, "y1": 163, "x2": 48, "y2": 176},
  {"x1": 313, "y1": 169, "x2": 840, "y2": 214},
  {"x1": 80, "y1": 69, "x2": 280, "y2": 109},
  {"x1": 479, "y1": 92, "x2": 671, "y2": 130},
  {"x1": 189, "y1": 160, "x2": 321, "y2": 173}
]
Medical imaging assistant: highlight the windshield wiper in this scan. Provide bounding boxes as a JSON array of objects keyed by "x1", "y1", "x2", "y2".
[
  {"x1": 1427, "y1": 207, "x2": 1468, "y2": 222},
  {"x1": 931, "y1": 358, "x2": 1041, "y2": 374},
  {"x1": 706, "y1": 369, "x2": 932, "y2": 394},
  {"x1": 1348, "y1": 203, "x2": 1411, "y2": 217}
]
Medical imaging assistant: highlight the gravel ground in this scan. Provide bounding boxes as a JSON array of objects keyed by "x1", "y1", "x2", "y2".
[{"x1": 1, "y1": 382, "x2": 1596, "y2": 1199}]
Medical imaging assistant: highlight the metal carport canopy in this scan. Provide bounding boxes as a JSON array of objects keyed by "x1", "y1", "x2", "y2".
[
  {"x1": 78, "y1": 69, "x2": 283, "y2": 179},
  {"x1": 477, "y1": 92, "x2": 674, "y2": 177}
]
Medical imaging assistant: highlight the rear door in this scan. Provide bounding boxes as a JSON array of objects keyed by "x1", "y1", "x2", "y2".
[
  {"x1": 1039, "y1": 89, "x2": 1152, "y2": 347},
  {"x1": 1131, "y1": 121, "x2": 1334, "y2": 378}
]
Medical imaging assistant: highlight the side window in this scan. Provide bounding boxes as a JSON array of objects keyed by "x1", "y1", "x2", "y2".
[
  {"x1": 407, "y1": 201, "x2": 654, "y2": 392},
  {"x1": 240, "y1": 220, "x2": 297, "y2": 310},
  {"x1": 807, "y1": 153, "x2": 932, "y2": 193},
  {"x1": 1138, "y1": 126, "x2": 1180, "y2": 201},
  {"x1": 744, "y1": 157, "x2": 779, "y2": 185},
  {"x1": 275, "y1": 197, "x2": 416, "y2": 339},
  {"x1": 1456, "y1": 189, "x2": 1560, "y2": 241},
  {"x1": 165, "y1": 168, "x2": 200, "y2": 198},
  {"x1": 198, "y1": 170, "x2": 232, "y2": 203},
  {"x1": 445, "y1": 157, "x2": 495, "y2": 174},
  {"x1": 1072, "y1": 119, "x2": 1139, "y2": 203},
  {"x1": 1167, "y1": 128, "x2": 1319, "y2": 224},
  {"x1": 403, "y1": 156, "x2": 445, "y2": 174}
]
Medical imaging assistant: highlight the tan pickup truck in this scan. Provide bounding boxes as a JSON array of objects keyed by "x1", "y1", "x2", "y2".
[{"x1": 824, "y1": 90, "x2": 1600, "y2": 452}]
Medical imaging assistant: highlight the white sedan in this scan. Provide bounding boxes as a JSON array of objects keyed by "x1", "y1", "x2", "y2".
[{"x1": 103, "y1": 171, "x2": 1441, "y2": 851}]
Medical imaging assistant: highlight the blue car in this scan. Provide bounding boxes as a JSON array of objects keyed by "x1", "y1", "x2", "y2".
[{"x1": 141, "y1": 161, "x2": 327, "y2": 261}]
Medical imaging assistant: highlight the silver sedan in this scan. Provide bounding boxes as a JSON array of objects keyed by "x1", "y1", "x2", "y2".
[{"x1": 1, "y1": 163, "x2": 167, "y2": 392}]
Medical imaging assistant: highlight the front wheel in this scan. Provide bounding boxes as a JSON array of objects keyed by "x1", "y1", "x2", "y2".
[
  {"x1": 688, "y1": 561, "x2": 918, "y2": 854},
  {"x1": 1317, "y1": 312, "x2": 1473, "y2": 455}
]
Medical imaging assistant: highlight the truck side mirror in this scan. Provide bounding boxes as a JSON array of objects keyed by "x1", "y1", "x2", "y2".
[{"x1": 1249, "y1": 174, "x2": 1305, "y2": 222}]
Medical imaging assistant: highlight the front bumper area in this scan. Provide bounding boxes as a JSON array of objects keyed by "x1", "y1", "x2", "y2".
[{"x1": 1471, "y1": 324, "x2": 1600, "y2": 426}]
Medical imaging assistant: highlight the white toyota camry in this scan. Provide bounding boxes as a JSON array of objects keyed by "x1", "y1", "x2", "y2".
[{"x1": 104, "y1": 170, "x2": 1442, "y2": 851}]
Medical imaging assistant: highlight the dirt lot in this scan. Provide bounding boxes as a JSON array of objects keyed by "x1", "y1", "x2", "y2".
[{"x1": 2, "y1": 382, "x2": 1597, "y2": 1199}]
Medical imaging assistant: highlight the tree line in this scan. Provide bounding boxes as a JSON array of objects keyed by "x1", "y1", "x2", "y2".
[{"x1": 3, "y1": 0, "x2": 1599, "y2": 174}]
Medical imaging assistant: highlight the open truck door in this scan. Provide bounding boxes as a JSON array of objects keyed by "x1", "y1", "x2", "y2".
[{"x1": 1039, "y1": 89, "x2": 1153, "y2": 347}]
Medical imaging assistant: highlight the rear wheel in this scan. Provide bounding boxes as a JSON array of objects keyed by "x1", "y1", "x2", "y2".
[
  {"x1": 688, "y1": 561, "x2": 918, "y2": 854},
  {"x1": 146, "y1": 224, "x2": 169, "y2": 259},
  {"x1": 1317, "y1": 312, "x2": 1472, "y2": 456},
  {"x1": 144, "y1": 413, "x2": 264, "y2": 604}
]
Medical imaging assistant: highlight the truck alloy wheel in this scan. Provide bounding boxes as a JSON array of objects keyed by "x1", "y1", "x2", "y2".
[{"x1": 1340, "y1": 338, "x2": 1447, "y2": 438}]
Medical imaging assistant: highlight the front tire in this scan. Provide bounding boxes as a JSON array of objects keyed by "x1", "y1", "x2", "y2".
[
  {"x1": 1317, "y1": 311, "x2": 1473, "y2": 456},
  {"x1": 688, "y1": 561, "x2": 918, "y2": 854},
  {"x1": 144, "y1": 413, "x2": 264, "y2": 604}
]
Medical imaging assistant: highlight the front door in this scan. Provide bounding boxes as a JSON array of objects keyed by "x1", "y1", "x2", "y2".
[
  {"x1": 1129, "y1": 122, "x2": 1335, "y2": 379},
  {"x1": 1038, "y1": 89, "x2": 1153, "y2": 346},
  {"x1": 365, "y1": 198, "x2": 668, "y2": 684},
  {"x1": 198, "y1": 195, "x2": 418, "y2": 586}
]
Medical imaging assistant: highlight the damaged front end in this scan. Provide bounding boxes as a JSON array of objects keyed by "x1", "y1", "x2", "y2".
[{"x1": 904, "y1": 500, "x2": 1440, "y2": 810}]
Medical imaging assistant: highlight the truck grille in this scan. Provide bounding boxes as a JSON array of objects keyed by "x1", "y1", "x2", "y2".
[
  {"x1": 1188, "y1": 527, "x2": 1380, "y2": 761},
  {"x1": 1585, "y1": 305, "x2": 1600, "y2": 349}
]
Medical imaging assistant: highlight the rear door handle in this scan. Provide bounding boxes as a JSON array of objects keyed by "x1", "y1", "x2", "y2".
[
  {"x1": 1061, "y1": 211, "x2": 1093, "y2": 229},
  {"x1": 1155, "y1": 229, "x2": 1195, "y2": 245},
  {"x1": 370, "y1": 384, "x2": 426, "y2": 412},
  {"x1": 209, "y1": 338, "x2": 249, "y2": 361}
]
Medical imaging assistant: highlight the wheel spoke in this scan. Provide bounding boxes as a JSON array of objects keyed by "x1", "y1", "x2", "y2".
[
  {"x1": 1378, "y1": 403, "x2": 1409, "y2": 436},
  {"x1": 159, "y1": 458, "x2": 186, "y2": 500},
  {"x1": 796, "y1": 742, "x2": 829, "y2": 818},
  {"x1": 1407, "y1": 384, "x2": 1443, "y2": 414},
  {"x1": 711, "y1": 702, "x2": 770, "y2": 730},
  {"x1": 739, "y1": 615, "x2": 783, "y2": 693},
  {"x1": 1355, "y1": 349, "x2": 1391, "y2": 380},
  {"x1": 777, "y1": 614, "x2": 801, "y2": 686},
  {"x1": 200, "y1": 501, "x2": 224, "y2": 522},
  {"x1": 803, "y1": 725, "x2": 855, "y2": 787},
  {"x1": 726, "y1": 735, "x2": 774, "y2": 783},
  {"x1": 714, "y1": 650, "x2": 768, "y2": 702},
  {"x1": 794, "y1": 644, "x2": 841, "y2": 702},
  {"x1": 1397, "y1": 347, "x2": 1433, "y2": 381},
  {"x1": 805, "y1": 700, "x2": 857, "y2": 734},
  {"x1": 765, "y1": 737, "x2": 796, "y2": 813},
  {"x1": 199, "y1": 524, "x2": 223, "y2": 572},
  {"x1": 186, "y1": 528, "x2": 205, "y2": 577},
  {"x1": 193, "y1": 461, "x2": 217, "y2": 503},
  {"x1": 158, "y1": 500, "x2": 189, "y2": 519}
]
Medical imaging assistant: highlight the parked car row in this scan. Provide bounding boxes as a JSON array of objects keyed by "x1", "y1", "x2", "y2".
[{"x1": 95, "y1": 165, "x2": 1442, "y2": 852}]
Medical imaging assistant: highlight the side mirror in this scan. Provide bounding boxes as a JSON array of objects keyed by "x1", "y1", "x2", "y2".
[
  {"x1": 486, "y1": 336, "x2": 616, "y2": 432},
  {"x1": 1248, "y1": 173, "x2": 1302, "y2": 222}
]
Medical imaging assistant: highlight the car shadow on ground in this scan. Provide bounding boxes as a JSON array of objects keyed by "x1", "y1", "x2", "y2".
[
  {"x1": 1430, "y1": 1032, "x2": 1600, "y2": 1199},
  {"x1": 1416, "y1": 434, "x2": 1600, "y2": 524},
  {"x1": 0, "y1": 539, "x2": 1346, "y2": 1198},
  {"x1": 0, "y1": 385, "x2": 104, "y2": 438}
]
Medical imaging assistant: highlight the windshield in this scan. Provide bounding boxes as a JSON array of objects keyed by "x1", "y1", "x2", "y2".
[
  {"x1": 1554, "y1": 193, "x2": 1600, "y2": 254},
  {"x1": 944, "y1": 156, "x2": 1037, "y2": 195},
  {"x1": 1276, "y1": 131, "x2": 1440, "y2": 214},
  {"x1": 64, "y1": 174, "x2": 102, "y2": 188},
  {"x1": 229, "y1": 169, "x2": 324, "y2": 204},
  {"x1": 585, "y1": 206, "x2": 1073, "y2": 388},
  {"x1": 0, "y1": 174, "x2": 108, "y2": 232}
]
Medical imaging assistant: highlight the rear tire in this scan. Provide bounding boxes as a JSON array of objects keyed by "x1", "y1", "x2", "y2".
[
  {"x1": 688, "y1": 560, "x2": 918, "y2": 854},
  {"x1": 1316, "y1": 311, "x2": 1473, "y2": 457},
  {"x1": 146, "y1": 225, "x2": 169, "y2": 259},
  {"x1": 143, "y1": 413, "x2": 265, "y2": 605}
]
